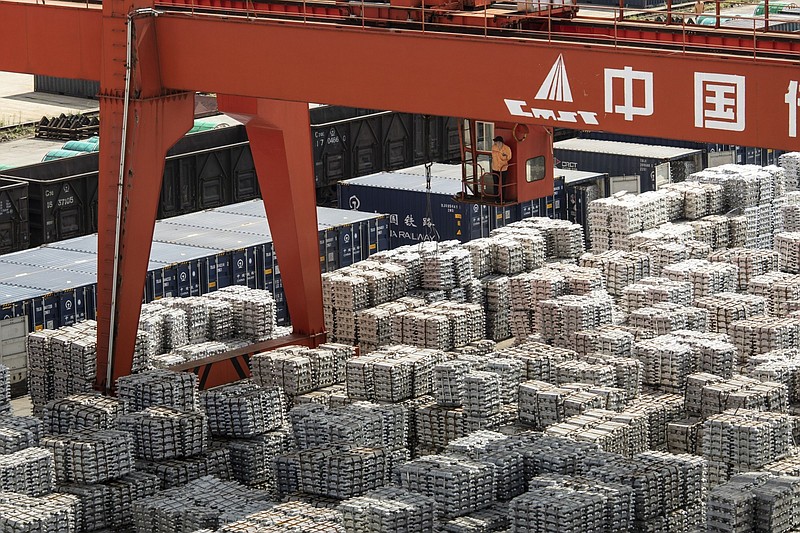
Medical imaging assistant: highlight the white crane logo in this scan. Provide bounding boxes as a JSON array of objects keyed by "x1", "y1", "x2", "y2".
[{"x1": 535, "y1": 54, "x2": 573, "y2": 103}]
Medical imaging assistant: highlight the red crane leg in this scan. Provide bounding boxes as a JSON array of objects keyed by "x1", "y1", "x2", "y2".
[
  {"x1": 218, "y1": 96, "x2": 325, "y2": 341},
  {"x1": 95, "y1": 94, "x2": 194, "y2": 392}
]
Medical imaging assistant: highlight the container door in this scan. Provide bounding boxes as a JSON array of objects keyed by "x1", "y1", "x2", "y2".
[
  {"x1": 0, "y1": 316, "x2": 29, "y2": 385},
  {"x1": 610, "y1": 175, "x2": 640, "y2": 195},
  {"x1": 262, "y1": 244, "x2": 275, "y2": 293},
  {"x1": 161, "y1": 266, "x2": 177, "y2": 298},
  {"x1": 375, "y1": 216, "x2": 390, "y2": 253},
  {"x1": 32, "y1": 294, "x2": 58, "y2": 330},
  {"x1": 383, "y1": 113, "x2": 413, "y2": 171},
  {"x1": 338, "y1": 226, "x2": 355, "y2": 268},
  {"x1": 215, "y1": 253, "x2": 232, "y2": 290},
  {"x1": 351, "y1": 222, "x2": 364, "y2": 263},
  {"x1": 73, "y1": 286, "x2": 87, "y2": 322},
  {"x1": 58, "y1": 290, "x2": 76, "y2": 327},
  {"x1": 232, "y1": 146, "x2": 259, "y2": 202},
  {"x1": 708, "y1": 150, "x2": 736, "y2": 167},
  {"x1": 351, "y1": 117, "x2": 381, "y2": 177},
  {"x1": 174, "y1": 261, "x2": 197, "y2": 297},
  {"x1": 655, "y1": 163, "x2": 671, "y2": 189}
]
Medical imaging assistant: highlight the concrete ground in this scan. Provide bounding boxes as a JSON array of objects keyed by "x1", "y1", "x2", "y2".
[
  {"x1": 11, "y1": 395, "x2": 32, "y2": 417},
  {"x1": 0, "y1": 136, "x2": 71, "y2": 168},
  {"x1": 0, "y1": 72, "x2": 98, "y2": 126}
]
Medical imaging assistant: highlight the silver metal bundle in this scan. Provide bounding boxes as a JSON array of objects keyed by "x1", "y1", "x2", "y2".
[
  {"x1": 396, "y1": 454, "x2": 495, "y2": 518},
  {"x1": 519, "y1": 381, "x2": 601, "y2": 429},
  {"x1": 537, "y1": 293, "x2": 614, "y2": 345},
  {"x1": 642, "y1": 240, "x2": 712, "y2": 277},
  {"x1": 708, "y1": 248, "x2": 781, "y2": 290},
  {"x1": 578, "y1": 353, "x2": 644, "y2": 399},
  {"x1": 482, "y1": 275, "x2": 511, "y2": 341},
  {"x1": 434, "y1": 360, "x2": 474, "y2": 408},
  {"x1": 772, "y1": 274, "x2": 800, "y2": 316},
  {"x1": 420, "y1": 249, "x2": 472, "y2": 290},
  {"x1": 338, "y1": 486, "x2": 436, "y2": 533},
  {"x1": 438, "y1": 504, "x2": 510, "y2": 533},
  {"x1": 462, "y1": 238, "x2": 494, "y2": 278},
  {"x1": 694, "y1": 292, "x2": 767, "y2": 335},
  {"x1": 628, "y1": 222, "x2": 696, "y2": 252},
  {"x1": 625, "y1": 392, "x2": 686, "y2": 450},
  {"x1": 573, "y1": 327, "x2": 635, "y2": 358},
  {"x1": 42, "y1": 393, "x2": 126, "y2": 434},
  {"x1": 158, "y1": 297, "x2": 210, "y2": 344},
  {"x1": 699, "y1": 374, "x2": 787, "y2": 417},
  {"x1": 731, "y1": 315, "x2": 800, "y2": 360},
  {"x1": 633, "y1": 335, "x2": 698, "y2": 392},
  {"x1": 490, "y1": 237, "x2": 525, "y2": 275},
  {"x1": 663, "y1": 181, "x2": 725, "y2": 219},
  {"x1": 415, "y1": 401, "x2": 467, "y2": 449},
  {"x1": 26, "y1": 330, "x2": 58, "y2": 414},
  {"x1": 579, "y1": 250, "x2": 651, "y2": 297},
  {"x1": 525, "y1": 474, "x2": 635, "y2": 533},
  {"x1": 462, "y1": 371, "x2": 502, "y2": 419},
  {"x1": 0, "y1": 491, "x2": 79, "y2": 533},
  {"x1": 346, "y1": 345, "x2": 441, "y2": 402},
  {"x1": 117, "y1": 368, "x2": 198, "y2": 412},
  {"x1": 497, "y1": 341, "x2": 576, "y2": 383},
  {"x1": 322, "y1": 273, "x2": 370, "y2": 313},
  {"x1": 118, "y1": 407, "x2": 208, "y2": 461},
  {"x1": 541, "y1": 263, "x2": 607, "y2": 295},
  {"x1": 628, "y1": 303, "x2": 708, "y2": 338},
  {"x1": 780, "y1": 152, "x2": 800, "y2": 191},
  {"x1": 620, "y1": 277, "x2": 693, "y2": 313},
  {"x1": 490, "y1": 226, "x2": 547, "y2": 270},
  {"x1": 201, "y1": 382, "x2": 286, "y2": 438},
  {"x1": 516, "y1": 217, "x2": 586, "y2": 258},
  {"x1": 294, "y1": 445, "x2": 386, "y2": 499},
  {"x1": 775, "y1": 231, "x2": 800, "y2": 274},
  {"x1": 781, "y1": 192, "x2": 800, "y2": 231},
  {"x1": 508, "y1": 270, "x2": 567, "y2": 330},
  {"x1": 370, "y1": 247, "x2": 423, "y2": 291},
  {"x1": 132, "y1": 475, "x2": 272, "y2": 533},
  {"x1": 344, "y1": 261, "x2": 409, "y2": 307},
  {"x1": 207, "y1": 286, "x2": 276, "y2": 340},
  {"x1": 706, "y1": 472, "x2": 800, "y2": 533},
  {"x1": 221, "y1": 427, "x2": 294, "y2": 490},
  {"x1": 689, "y1": 164, "x2": 783, "y2": 210},
  {"x1": 661, "y1": 259, "x2": 738, "y2": 298},
  {"x1": 135, "y1": 447, "x2": 232, "y2": 489},
  {"x1": 217, "y1": 501, "x2": 345, "y2": 532},
  {"x1": 205, "y1": 299, "x2": 235, "y2": 340},
  {"x1": 588, "y1": 194, "x2": 645, "y2": 236},
  {"x1": 0, "y1": 416, "x2": 41, "y2": 454},
  {"x1": 702, "y1": 410, "x2": 792, "y2": 471},
  {"x1": 747, "y1": 270, "x2": 799, "y2": 315},
  {"x1": 554, "y1": 360, "x2": 616, "y2": 388},
  {"x1": 42, "y1": 430, "x2": 132, "y2": 484},
  {"x1": 544, "y1": 409, "x2": 648, "y2": 457},
  {"x1": 749, "y1": 348, "x2": 800, "y2": 403},
  {"x1": 484, "y1": 357, "x2": 525, "y2": 403},
  {"x1": 510, "y1": 482, "x2": 606, "y2": 532},
  {"x1": 666, "y1": 418, "x2": 704, "y2": 455},
  {"x1": 523, "y1": 435, "x2": 601, "y2": 476},
  {"x1": 0, "y1": 448, "x2": 54, "y2": 496}
]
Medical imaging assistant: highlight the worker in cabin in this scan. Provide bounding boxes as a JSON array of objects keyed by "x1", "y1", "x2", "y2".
[{"x1": 491, "y1": 136, "x2": 512, "y2": 198}]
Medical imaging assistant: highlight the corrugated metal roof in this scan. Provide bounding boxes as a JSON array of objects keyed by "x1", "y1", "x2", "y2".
[
  {"x1": 162, "y1": 211, "x2": 272, "y2": 237},
  {"x1": 341, "y1": 171, "x2": 463, "y2": 196},
  {"x1": 557, "y1": 168, "x2": 608, "y2": 185},
  {"x1": 554, "y1": 138, "x2": 702, "y2": 159},
  {"x1": 316, "y1": 206, "x2": 386, "y2": 227},
  {"x1": 0, "y1": 283, "x2": 47, "y2": 305},
  {"x1": 153, "y1": 223, "x2": 270, "y2": 250},
  {"x1": 0, "y1": 268, "x2": 96, "y2": 292},
  {"x1": 46, "y1": 235, "x2": 99, "y2": 254},
  {"x1": 214, "y1": 200, "x2": 267, "y2": 218},
  {"x1": 0, "y1": 248, "x2": 97, "y2": 274},
  {"x1": 149, "y1": 241, "x2": 225, "y2": 265}
]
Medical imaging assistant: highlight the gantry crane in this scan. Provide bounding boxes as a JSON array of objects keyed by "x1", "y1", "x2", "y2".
[{"x1": 0, "y1": 0, "x2": 799, "y2": 391}]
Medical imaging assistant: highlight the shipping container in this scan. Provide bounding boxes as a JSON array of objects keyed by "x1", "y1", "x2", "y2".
[
  {"x1": 577, "y1": 131, "x2": 786, "y2": 169},
  {"x1": 554, "y1": 138, "x2": 703, "y2": 194},
  {"x1": 1, "y1": 153, "x2": 98, "y2": 246},
  {"x1": 338, "y1": 167, "x2": 509, "y2": 248},
  {"x1": 0, "y1": 179, "x2": 29, "y2": 254}
]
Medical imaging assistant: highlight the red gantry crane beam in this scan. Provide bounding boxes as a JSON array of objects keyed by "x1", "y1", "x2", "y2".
[{"x1": 1, "y1": 0, "x2": 800, "y2": 389}]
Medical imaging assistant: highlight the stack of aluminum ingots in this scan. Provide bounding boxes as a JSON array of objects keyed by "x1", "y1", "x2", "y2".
[
  {"x1": 356, "y1": 299, "x2": 424, "y2": 352},
  {"x1": 573, "y1": 326, "x2": 635, "y2": 358},
  {"x1": 748, "y1": 272, "x2": 800, "y2": 316},
  {"x1": 522, "y1": 474, "x2": 635, "y2": 533},
  {"x1": 634, "y1": 334, "x2": 702, "y2": 392},
  {"x1": 0, "y1": 447, "x2": 55, "y2": 496},
  {"x1": 577, "y1": 352, "x2": 644, "y2": 399},
  {"x1": 202, "y1": 501, "x2": 345, "y2": 532},
  {"x1": 518, "y1": 381, "x2": 625, "y2": 430},
  {"x1": 544, "y1": 263, "x2": 606, "y2": 295},
  {"x1": 780, "y1": 152, "x2": 800, "y2": 191},
  {"x1": 693, "y1": 292, "x2": 767, "y2": 335},
  {"x1": 553, "y1": 360, "x2": 616, "y2": 388},
  {"x1": 688, "y1": 164, "x2": 784, "y2": 211},
  {"x1": 490, "y1": 225, "x2": 547, "y2": 271},
  {"x1": 641, "y1": 240, "x2": 712, "y2": 277},
  {"x1": 627, "y1": 303, "x2": 708, "y2": 336},
  {"x1": 513, "y1": 217, "x2": 585, "y2": 259},
  {"x1": 118, "y1": 407, "x2": 208, "y2": 461},
  {"x1": 41, "y1": 430, "x2": 133, "y2": 484},
  {"x1": 220, "y1": 426, "x2": 294, "y2": 491},
  {"x1": 661, "y1": 259, "x2": 739, "y2": 298},
  {"x1": 668, "y1": 329, "x2": 737, "y2": 378},
  {"x1": 666, "y1": 417, "x2": 704, "y2": 455},
  {"x1": 201, "y1": 382, "x2": 285, "y2": 439},
  {"x1": 580, "y1": 450, "x2": 707, "y2": 532},
  {"x1": 483, "y1": 275, "x2": 511, "y2": 341},
  {"x1": 708, "y1": 248, "x2": 781, "y2": 290},
  {"x1": 0, "y1": 491, "x2": 80, "y2": 533},
  {"x1": 421, "y1": 247, "x2": 473, "y2": 290},
  {"x1": 345, "y1": 345, "x2": 441, "y2": 402},
  {"x1": 132, "y1": 475, "x2": 273, "y2": 533},
  {"x1": 780, "y1": 191, "x2": 800, "y2": 231},
  {"x1": 250, "y1": 343, "x2": 354, "y2": 398},
  {"x1": 664, "y1": 181, "x2": 726, "y2": 219},
  {"x1": 730, "y1": 315, "x2": 800, "y2": 361},
  {"x1": 702, "y1": 410, "x2": 792, "y2": 474},
  {"x1": 116, "y1": 369, "x2": 198, "y2": 412},
  {"x1": 338, "y1": 486, "x2": 437, "y2": 533},
  {"x1": 625, "y1": 392, "x2": 686, "y2": 450},
  {"x1": 748, "y1": 348, "x2": 800, "y2": 403},
  {"x1": 620, "y1": 277, "x2": 694, "y2": 313},
  {"x1": 158, "y1": 297, "x2": 210, "y2": 344},
  {"x1": 579, "y1": 250, "x2": 651, "y2": 297},
  {"x1": 462, "y1": 239, "x2": 493, "y2": 278},
  {"x1": 207, "y1": 286, "x2": 276, "y2": 340},
  {"x1": 774, "y1": 232, "x2": 800, "y2": 273},
  {"x1": 707, "y1": 472, "x2": 800, "y2": 533},
  {"x1": 391, "y1": 302, "x2": 485, "y2": 351},
  {"x1": 205, "y1": 299, "x2": 234, "y2": 340},
  {"x1": 0, "y1": 416, "x2": 41, "y2": 454},
  {"x1": 498, "y1": 341, "x2": 577, "y2": 384},
  {"x1": 508, "y1": 270, "x2": 568, "y2": 340},
  {"x1": 626, "y1": 223, "x2": 695, "y2": 252},
  {"x1": 686, "y1": 372, "x2": 787, "y2": 417},
  {"x1": 490, "y1": 238, "x2": 527, "y2": 276},
  {"x1": 42, "y1": 393, "x2": 126, "y2": 434},
  {"x1": 544, "y1": 409, "x2": 649, "y2": 457},
  {"x1": 396, "y1": 454, "x2": 495, "y2": 518},
  {"x1": 536, "y1": 292, "x2": 614, "y2": 346}
]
